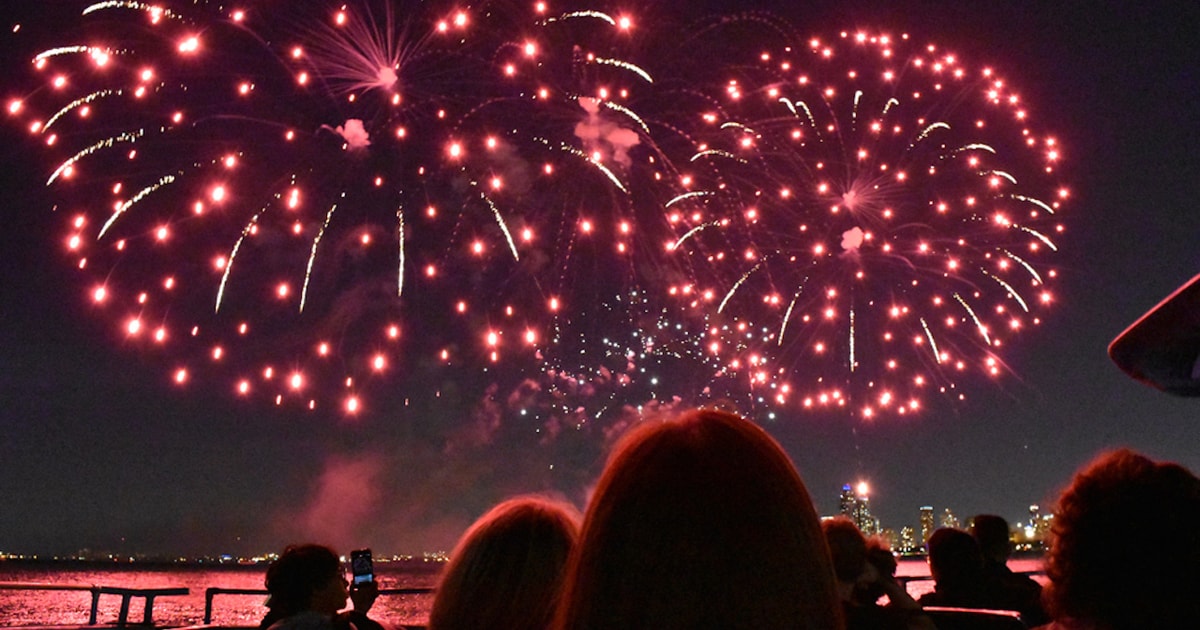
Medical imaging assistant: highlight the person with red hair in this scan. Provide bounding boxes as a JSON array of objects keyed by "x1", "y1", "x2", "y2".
[
  {"x1": 428, "y1": 496, "x2": 580, "y2": 630},
  {"x1": 1038, "y1": 449, "x2": 1200, "y2": 630},
  {"x1": 555, "y1": 408, "x2": 842, "y2": 629}
]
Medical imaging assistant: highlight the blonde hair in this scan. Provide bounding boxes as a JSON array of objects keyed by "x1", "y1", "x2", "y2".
[{"x1": 428, "y1": 496, "x2": 580, "y2": 630}]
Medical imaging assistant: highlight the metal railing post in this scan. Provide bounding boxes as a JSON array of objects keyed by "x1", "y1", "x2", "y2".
[
  {"x1": 89, "y1": 586, "x2": 101, "y2": 625},
  {"x1": 205, "y1": 587, "x2": 216, "y2": 624},
  {"x1": 116, "y1": 593, "x2": 132, "y2": 626}
]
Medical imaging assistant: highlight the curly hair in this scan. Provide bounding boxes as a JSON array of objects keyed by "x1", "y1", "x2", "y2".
[
  {"x1": 261, "y1": 544, "x2": 342, "y2": 627},
  {"x1": 1044, "y1": 449, "x2": 1200, "y2": 630}
]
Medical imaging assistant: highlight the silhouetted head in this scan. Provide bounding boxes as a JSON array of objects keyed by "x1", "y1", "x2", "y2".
[
  {"x1": 556, "y1": 408, "x2": 842, "y2": 629},
  {"x1": 823, "y1": 516, "x2": 869, "y2": 585},
  {"x1": 428, "y1": 495, "x2": 580, "y2": 630},
  {"x1": 926, "y1": 528, "x2": 983, "y2": 588},
  {"x1": 1045, "y1": 449, "x2": 1200, "y2": 630},
  {"x1": 970, "y1": 514, "x2": 1012, "y2": 564},
  {"x1": 262, "y1": 544, "x2": 346, "y2": 626}
]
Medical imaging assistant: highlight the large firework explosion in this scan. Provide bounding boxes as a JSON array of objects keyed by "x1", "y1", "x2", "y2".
[{"x1": 7, "y1": 4, "x2": 1067, "y2": 423}]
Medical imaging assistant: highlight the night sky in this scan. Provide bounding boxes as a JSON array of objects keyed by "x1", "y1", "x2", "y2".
[{"x1": 2, "y1": 0, "x2": 1199, "y2": 557}]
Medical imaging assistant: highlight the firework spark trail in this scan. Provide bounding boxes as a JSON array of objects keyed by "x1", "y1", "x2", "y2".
[
  {"x1": 300, "y1": 204, "x2": 338, "y2": 314},
  {"x1": 99, "y1": 175, "x2": 176, "y2": 239},
  {"x1": 216, "y1": 210, "x2": 266, "y2": 313},
  {"x1": 48, "y1": 130, "x2": 143, "y2": 184},
  {"x1": 667, "y1": 28, "x2": 1068, "y2": 417}
]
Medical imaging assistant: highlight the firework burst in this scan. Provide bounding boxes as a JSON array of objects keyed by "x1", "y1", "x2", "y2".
[
  {"x1": 9, "y1": 0, "x2": 691, "y2": 415},
  {"x1": 668, "y1": 29, "x2": 1068, "y2": 418}
]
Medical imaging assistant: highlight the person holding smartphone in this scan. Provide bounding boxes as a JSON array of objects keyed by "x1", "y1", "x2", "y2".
[
  {"x1": 260, "y1": 544, "x2": 387, "y2": 630},
  {"x1": 340, "y1": 549, "x2": 386, "y2": 630}
]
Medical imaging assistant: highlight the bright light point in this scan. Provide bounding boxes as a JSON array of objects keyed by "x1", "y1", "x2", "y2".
[
  {"x1": 276, "y1": 283, "x2": 289, "y2": 298},
  {"x1": 289, "y1": 373, "x2": 303, "y2": 390},
  {"x1": 237, "y1": 381, "x2": 250, "y2": 395},
  {"x1": 345, "y1": 397, "x2": 360, "y2": 414},
  {"x1": 126, "y1": 319, "x2": 142, "y2": 335},
  {"x1": 372, "y1": 355, "x2": 386, "y2": 371},
  {"x1": 174, "y1": 369, "x2": 188, "y2": 384},
  {"x1": 178, "y1": 36, "x2": 200, "y2": 54}
]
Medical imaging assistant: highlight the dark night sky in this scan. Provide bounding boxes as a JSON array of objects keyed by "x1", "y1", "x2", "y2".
[{"x1": 2, "y1": 0, "x2": 1199, "y2": 557}]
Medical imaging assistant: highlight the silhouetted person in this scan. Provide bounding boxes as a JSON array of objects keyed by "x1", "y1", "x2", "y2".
[
  {"x1": 427, "y1": 495, "x2": 579, "y2": 630},
  {"x1": 971, "y1": 514, "x2": 1048, "y2": 625},
  {"x1": 555, "y1": 408, "x2": 843, "y2": 629},
  {"x1": 261, "y1": 544, "x2": 384, "y2": 630},
  {"x1": 1037, "y1": 449, "x2": 1200, "y2": 630},
  {"x1": 823, "y1": 516, "x2": 935, "y2": 630},
  {"x1": 918, "y1": 528, "x2": 989, "y2": 609}
]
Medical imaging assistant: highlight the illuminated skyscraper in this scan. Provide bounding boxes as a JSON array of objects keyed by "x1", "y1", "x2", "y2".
[
  {"x1": 919, "y1": 506, "x2": 935, "y2": 545},
  {"x1": 840, "y1": 482, "x2": 877, "y2": 535},
  {"x1": 940, "y1": 508, "x2": 960, "y2": 529},
  {"x1": 899, "y1": 526, "x2": 917, "y2": 554},
  {"x1": 840, "y1": 485, "x2": 857, "y2": 518}
]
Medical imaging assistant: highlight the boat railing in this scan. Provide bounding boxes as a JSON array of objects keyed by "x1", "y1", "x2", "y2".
[
  {"x1": 0, "y1": 581, "x2": 189, "y2": 626},
  {"x1": 897, "y1": 569, "x2": 1044, "y2": 589},
  {"x1": 202, "y1": 587, "x2": 434, "y2": 624}
]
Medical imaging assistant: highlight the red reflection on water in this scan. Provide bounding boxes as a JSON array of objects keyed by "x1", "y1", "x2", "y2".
[{"x1": 0, "y1": 562, "x2": 438, "y2": 626}]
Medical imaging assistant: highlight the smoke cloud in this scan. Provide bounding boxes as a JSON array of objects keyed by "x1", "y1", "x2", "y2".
[{"x1": 574, "y1": 97, "x2": 640, "y2": 168}]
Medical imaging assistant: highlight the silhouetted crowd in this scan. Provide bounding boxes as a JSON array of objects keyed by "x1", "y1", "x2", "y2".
[{"x1": 259, "y1": 409, "x2": 1200, "y2": 630}]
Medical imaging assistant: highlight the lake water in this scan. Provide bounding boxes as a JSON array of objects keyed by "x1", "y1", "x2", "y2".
[
  {"x1": 0, "y1": 560, "x2": 441, "y2": 627},
  {"x1": 0, "y1": 557, "x2": 1045, "y2": 627}
]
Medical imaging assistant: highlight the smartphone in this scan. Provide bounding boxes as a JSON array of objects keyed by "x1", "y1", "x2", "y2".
[{"x1": 350, "y1": 548, "x2": 373, "y2": 585}]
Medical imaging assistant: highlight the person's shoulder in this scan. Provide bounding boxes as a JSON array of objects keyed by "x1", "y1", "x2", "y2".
[
  {"x1": 334, "y1": 610, "x2": 393, "y2": 630},
  {"x1": 843, "y1": 603, "x2": 910, "y2": 630},
  {"x1": 269, "y1": 611, "x2": 336, "y2": 630},
  {"x1": 916, "y1": 592, "x2": 942, "y2": 607},
  {"x1": 1032, "y1": 621, "x2": 1094, "y2": 630}
]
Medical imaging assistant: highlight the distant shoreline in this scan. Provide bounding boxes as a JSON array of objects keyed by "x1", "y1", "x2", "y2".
[{"x1": 0, "y1": 556, "x2": 445, "y2": 569}]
